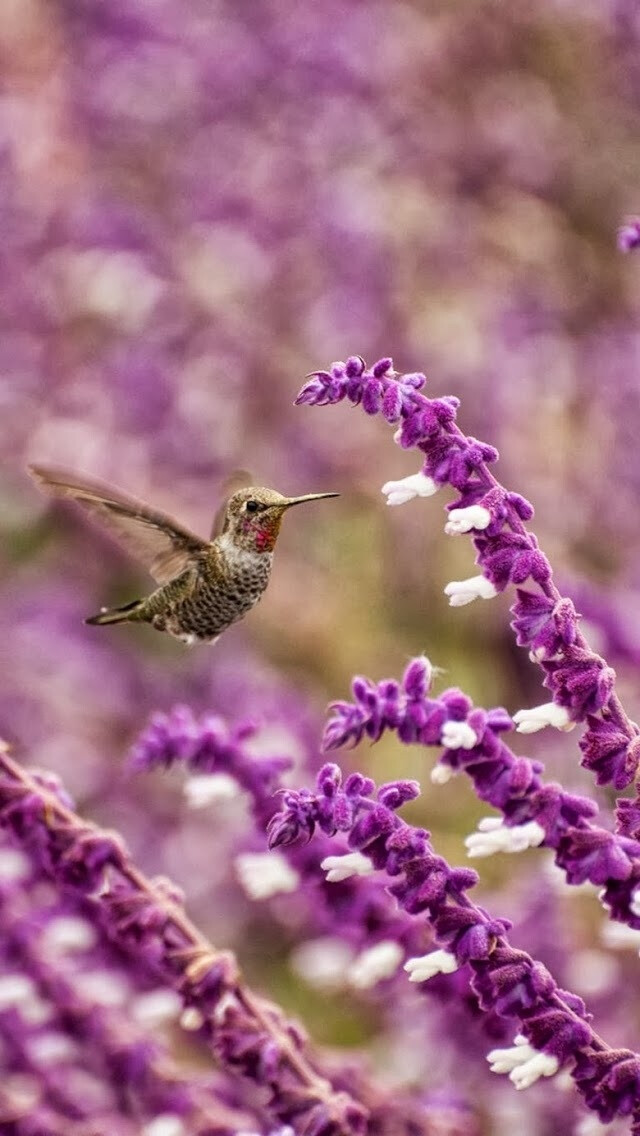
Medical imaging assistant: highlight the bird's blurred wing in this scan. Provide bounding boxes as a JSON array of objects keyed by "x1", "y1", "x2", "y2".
[
  {"x1": 29, "y1": 463, "x2": 208, "y2": 584},
  {"x1": 210, "y1": 468, "x2": 254, "y2": 538}
]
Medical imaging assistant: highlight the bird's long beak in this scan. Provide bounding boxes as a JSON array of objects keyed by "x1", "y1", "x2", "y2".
[{"x1": 282, "y1": 492, "x2": 340, "y2": 509}]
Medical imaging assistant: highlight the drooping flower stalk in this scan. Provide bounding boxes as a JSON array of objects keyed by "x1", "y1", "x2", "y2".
[
  {"x1": 0, "y1": 744, "x2": 366, "y2": 1136},
  {"x1": 268, "y1": 762, "x2": 640, "y2": 1129},
  {"x1": 322, "y1": 655, "x2": 640, "y2": 931},
  {"x1": 295, "y1": 357, "x2": 640, "y2": 833}
]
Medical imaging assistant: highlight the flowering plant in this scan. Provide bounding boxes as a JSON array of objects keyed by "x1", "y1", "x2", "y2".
[{"x1": 4, "y1": 351, "x2": 640, "y2": 1135}]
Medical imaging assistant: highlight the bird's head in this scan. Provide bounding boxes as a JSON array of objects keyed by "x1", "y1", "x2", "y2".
[{"x1": 221, "y1": 487, "x2": 339, "y2": 553}]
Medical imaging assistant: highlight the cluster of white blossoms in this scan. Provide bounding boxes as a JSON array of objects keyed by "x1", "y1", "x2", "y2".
[
  {"x1": 320, "y1": 851, "x2": 374, "y2": 882},
  {"x1": 319, "y1": 839, "x2": 561, "y2": 1091},
  {"x1": 403, "y1": 948, "x2": 459, "y2": 983},
  {"x1": 512, "y1": 702, "x2": 574, "y2": 733},
  {"x1": 143, "y1": 1115, "x2": 188, "y2": 1136},
  {"x1": 382, "y1": 474, "x2": 497, "y2": 602},
  {"x1": 235, "y1": 851, "x2": 300, "y2": 900},
  {"x1": 348, "y1": 941, "x2": 405, "y2": 989},
  {"x1": 444, "y1": 575, "x2": 498, "y2": 606},
  {"x1": 183, "y1": 772, "x2": 241, "y2": 808},
  {"x1": 487, "y1": 1035, "x2": 559, "y2": 1089},
  {"x1": 464, "y1": 816, "x2": 546, "y2": 858},
  {"x1": 444, "y1": 505, "x2": 492, "y2": 534},
  {"x1": 380, "y1": 472, "x2": 580, "y2": 740},
  {"x1": 440, "y1": 719, "x2": 478, "y2": 750},
  {"x1": 381, "y1": 471, "x2": 438, "y2": 506}
]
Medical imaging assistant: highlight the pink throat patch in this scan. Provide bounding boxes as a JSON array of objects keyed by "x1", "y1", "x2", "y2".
[{"x1": 242, "y1": 516, "x2": 281, "y2": 552}]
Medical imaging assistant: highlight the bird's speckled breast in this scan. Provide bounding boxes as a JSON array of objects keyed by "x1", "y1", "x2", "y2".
[{"x1": 159, "y1": 542, "x2": 273, "y2": 642}]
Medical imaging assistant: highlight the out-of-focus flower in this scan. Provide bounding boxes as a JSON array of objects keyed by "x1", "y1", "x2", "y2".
[{"x1": 618, "y1": 219, "x2": 640, "y2": 251}]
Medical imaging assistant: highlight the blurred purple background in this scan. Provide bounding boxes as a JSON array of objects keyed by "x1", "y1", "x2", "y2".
[{"x1": 2, "y1": 2, "x2": 640, "y2": 1132}]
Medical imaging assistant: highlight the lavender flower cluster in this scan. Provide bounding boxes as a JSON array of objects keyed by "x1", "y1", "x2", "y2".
[
  {"x1": 297, "y1": 357, "x2": 640, "y2": 805},
  {"x1": 278, "y1": 356, "x2": 640, "y2": 1129},
  {"x1": 5, "y1": 2, "x2": 640, "y2": 1130},
  {"x1": 4, "y1": 348, "x2": 640, "y2": 1133}
]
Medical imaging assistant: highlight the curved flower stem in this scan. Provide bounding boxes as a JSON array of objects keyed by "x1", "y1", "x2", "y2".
[{"x1": 0, "y1": 745, "x2": 366, "y2": 1136}]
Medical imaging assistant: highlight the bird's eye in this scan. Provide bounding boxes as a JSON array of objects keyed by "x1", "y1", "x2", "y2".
[{"x1": 245, "y1": 500, "x2": 260, "y2": 514}]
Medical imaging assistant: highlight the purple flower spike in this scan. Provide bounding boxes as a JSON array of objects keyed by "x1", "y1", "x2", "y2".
[
  {"x1": 130, "y1": 707, "x2": 292, "y2": 826},
  {"x1": 321, "y1": 659, "x2": 640, "y2": 934},
  {"x1": 402, "y1": 657, "x2": 433, "y2": 701},
  {"x1": 345, "y1": 356, "x2": 365, "y2": 378},
  {"x1": 296, "y1": 357, "x2": 640, "y2": 806},
  {"x1": 372, "y1": 357, "x2": 394, "y2": 378},
  {"x1": 579, "y1": 715, "x2": 640, "y2": 789},
  {"x1": 269, "y1": 763, "x2": 640, "y2": 1127},
  {"x1": 362, "y1": 378, "x2": 383, "y2": 414},
  {"x1": 0, "y1": 750, "x2": 367, "y2": 1136}
]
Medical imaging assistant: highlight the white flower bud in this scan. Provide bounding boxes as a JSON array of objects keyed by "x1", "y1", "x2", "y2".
[
  {"x1": 290, "y1": 938, "x2": 354, "y2": 991},
  {"x1": 631, "y1": 888, "x2": 640, "y2": 918},
  {"x1": 29, "y1": 1033, "x2": 77, "y2": 1064},
  {"x1": 381, "y1": 472, "x2": 438, "y2": 506},
  {"x1": 575, "y1": 1116, "x2": 618, "y2": 1136},
  {"x1": 321, "y1": 851, "x2": 374, "y2": 882},
  {"x1": 132, "y1": 989, "x2": 182, "y2": 1027},
  {"x1": 0, "y1": 848, "x2": 30, "y2": 881},
  {"x1": 440, "y1": 720, "x2": 478, "y2": 750},
  {"x1": 75, "y1": 970, "x2": 130, "y2": 1007},
  {"x1": 600, "y1": 921, "x2": 640, "y2": 950},
  {"x1": 465, "y1": 818, "x2": 545, "y2": 858},
  {"x1": 143, "y1": 1116, "x2": 186, "y2": 1136},
  {"x1": 512, "y1": 702, "x2": 573, "y2": 734},
  {"x1": 0, "y1": 975, "x2": 37, "y2": 1011},
  {"x1": 180, "y1": 1007, "x2": 203, "y2": 1031},
  {"x1": 41, "y1": 916, "x2": 96, "y2": 953},
  {"x1": 487, "y1": 1037, "x2": 559, "y2": 1088},
  {"x1": 444, "y1": 575, "x2": 498, "y2": 607},
  {"x1": 444, "y1": 506, "x2": 492, "y2": 534},
  {"x1": 430, "y1": 763, "x2": 455, "y2": 785},
  {"x1": 349, "y1": 941, "x2": 404, "y2": 989},
  {"x1": 404, "y1": 948, "x2": 458, "y2": 983},
  {"x1": 235, "y1": 851, "x2": 299, "y2": 900},
  {"x1": 184, "y1": 773, "x2": 240, "y2": 808}
]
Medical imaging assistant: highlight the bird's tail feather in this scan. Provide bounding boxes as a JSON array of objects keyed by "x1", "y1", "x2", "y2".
[{"x1": 85, "y1": 599, "x2": 144, "y2": 626}]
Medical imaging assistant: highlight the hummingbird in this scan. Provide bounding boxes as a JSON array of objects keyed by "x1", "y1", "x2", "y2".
[{"x1": 28, "y1": 464, "x2": 339, "y2": 644}]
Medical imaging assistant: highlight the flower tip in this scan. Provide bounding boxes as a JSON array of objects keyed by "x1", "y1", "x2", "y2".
[
  {"x1": 321, "y1": 851, "x2": 374, "y2": 882},
  {"x1": 444, "y1": 505, "x2": 492, "y2": 535},
  {"x1": 403, "y1": 949, "x2": 458, "y2": 983},
  {"x1": 235, "y1": 851, "x2": 300, "y2": 900},
  {"x1": 381, "y1": 472, "x2": 438, "y2": 506},
  {"x1": 444, "y1": 575, "x2": 498, "y2": 606},
  {"x1": 430, "y1": 763, "x2": 454, "y2": 785},
  {"x1": 512, "y1": 702, "x2": 573, "y2": 734},
  {"x1": 348, "y1": 941, "x2": 404, "y2": 988}
]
